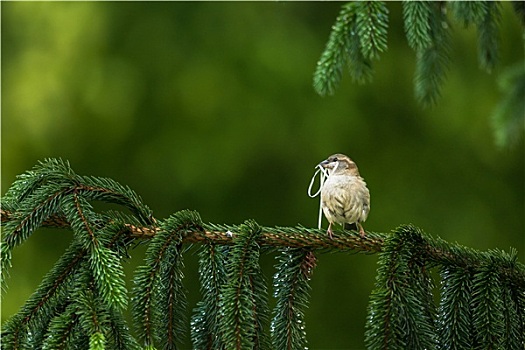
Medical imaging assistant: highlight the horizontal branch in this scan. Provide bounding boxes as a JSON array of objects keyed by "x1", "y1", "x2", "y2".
[
  {"x1": 0, "y1": 209, "x2": 383, "y2": 253},
  {"x1": 2, "y1": 209, "x2": 524, "y2": 287}
]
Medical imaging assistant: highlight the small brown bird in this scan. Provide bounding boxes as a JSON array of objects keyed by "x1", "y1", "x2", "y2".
[{"x1": 319, "y1": 154, "x2": 370, "y2": 238}]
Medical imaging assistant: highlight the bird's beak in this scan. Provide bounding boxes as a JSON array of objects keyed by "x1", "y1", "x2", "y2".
[{"x1": 318, "y1": 159, "x2": 330, "y2": 168}]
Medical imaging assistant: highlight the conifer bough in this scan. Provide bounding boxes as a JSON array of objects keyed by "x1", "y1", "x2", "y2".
[
  {"x1": 1, "y1": 158, "x2": 524, "y2": 350},
  {"x1": 314, "y1": 1, "x2": 525, "y2": 147}
]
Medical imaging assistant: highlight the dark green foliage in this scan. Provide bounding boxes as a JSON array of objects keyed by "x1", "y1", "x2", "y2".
[
  {"x1": 513, "y1": 1, "x2": 525, "y2": 24},
  {"x1": 316, "y1": 0, "x2": 514, "y2": 102},
  {"x1": 1, "y1": 158, "x2": 153, "y2": 291},
  {"x1": 314, "y1": 1, "x2": 523, "y2": 145},
  {"x1": 1, "y1": 242, "x2": 84, "y2": 350},
  {"x1": 75, "y1": 288, "x2": 108, "y2": 350},
  {"x1": 468, "y1": 249, "x2": 524, "y2": 349},
  {"x1": 2, "y1": 159, "x2": 525, "y2": 349},
  {"x1": 271, "y1": 249, "x2": 315, "y2": 350},
  {"x1": 437, "y1": 266, "x2": 474, "y2": 349},
  {"x1": 356, "y1": 2, "x2": 389, "y2": 60},
  {"x1": 471, "y1": 264, "x2": 505, "y2": 348},
  {"x1": 313, "y1": 3, "x2": 359, "y2": 96},
  {"x1": 403, "y1": 2, "x2": 435, "y2": 51},
  {"x1": 153, "y1": 212, "x2": 201, "y2": 349},
  {"x1": 313, "y1": 2, "x2": 386, "y2": 95},
  {"x1": 492, "y1": 64, "x2": 525, "y2": 148},
  {"x1": 365, "y1": 225, "x2": 438, "y2": 350},
  {"x1": 475, "y1": 2, "x2": 500, "y2": 72},
  {"x1": 132, "y1": 211, "x2": 199, "y2": 349},
  {"x1": 451, "y1": 1, "x2": 490, "y2": 26},
  {"x1": 1, "y1": 315, "x2": 31, "y2": 350},
  {"x1": 501, "y1": 284, "x2": 524, "y2": 350},
  {"x1": 41, "y1": 304, "x2": 80, "y2": 350},
  {"x1": 190, "y1": 243, "x2": 229, "y2": 349},
  {"x1": 61, "y1": 194, "x2": 129, "y2": 310},
  {"x1": 131, "y1": 263, "x2": 156, "y2": 347},
  {"x1": 1, "y1": 159, "x2": 154, "y2": 350},
  {"x1": 217, "y1": 220, "x2": 270, "y2": 350},
  {"x1": 106, "y1": 308, "x2": 141, "y2": 350},
  {"x1": 412, "y1": 2, "x2": 451, "y2": 105},
  {"x1": 365, "y1": 226, "x2": 525, "y2": 350},
  {"x1": 2, "y1": 182, "x2": 64, "y2": 247},
  {"x1": 451, "y1": 1, "x2": 500, "y2": 72}
]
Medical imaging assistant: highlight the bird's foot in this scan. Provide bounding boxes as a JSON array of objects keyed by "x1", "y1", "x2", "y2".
[
  {"x1": 358, "y1": 223, "x2": 366, "y2": 237},
  {"x1": 327, "y1": 224, "x2": 334, "y2": 239}
]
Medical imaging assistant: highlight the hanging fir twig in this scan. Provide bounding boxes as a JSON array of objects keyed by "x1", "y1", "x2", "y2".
[
  {"x1": 217, "y1": 220, "x2": 270, "y2": 350},
  {"x1": 437, "y1": 265, "x2": 475, "y2": 348},
  {"x1": 315, "y1": 0, "x2": 521, "y2": 105},
  {"x1": 313, "y1": 1, "x2": 524, "y2": 147},
  {"x1": 131, "y1": 211, "x2": 195, "y2": 348},
  {"x1": 365, "y1": 226, "x2": 438, "y2": 349},
  {"x1": 271, "y1": 248, "x2": 316, "y2": 350},
  {"x1": 190, "y1": 243, "x2": 229, "y2": 349}
]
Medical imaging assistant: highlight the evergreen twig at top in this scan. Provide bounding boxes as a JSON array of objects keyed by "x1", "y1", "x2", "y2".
[
  {"x1": 313, "y1": 1, "x2": 515, "y2": 103},
  {"x1": 313, "y1": 1, "x2": 525, "y2": 148}
]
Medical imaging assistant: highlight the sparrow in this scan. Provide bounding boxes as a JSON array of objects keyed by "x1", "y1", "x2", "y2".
[{"x1": 319, "y1": 153, "x2": 370, "y2": 238}]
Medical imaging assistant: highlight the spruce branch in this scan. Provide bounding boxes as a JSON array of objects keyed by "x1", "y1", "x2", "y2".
[
  {"x1": 314, "y1": 0, "x2": 523, "y2": 136},
  {"x1": 437, "y1": 266, "x2": 475, "y2": 349},
  {"x1": 151, "y1": 213, "x2": 196, "y2": 350},
  {"x1": 356, "y1": 1, "x2": 389, "y2": 60},
  {"x1": 491, "y1": 64, "x2": 525, "y2": 148},
  {"x1": 1, "y1": 157, "x2": 154, "y2": 293},
  {"x1": 476, "y1": 2, "x2": 500, "y2": 73},
  {"x1": 75, "y1": 288, "x2": 108, "y2": 350},
  {"x1": 450, "y1": 1, "x2": 489, "y2": 27},
  {"x1": 471, "y1": 264, "x2": 506, "y2": 347},
  {"x1": 106, "y1": 307, "x2": 141, "y2": 350},
  {"x1": 41, "y1": 303, "x2": 80, "y2": 350},
  {"x1": 2, "y1": 183, "x2": 66, "y2": 249},
  {"x1": 451, "y1": 1, "x2": 500, "y2": 72},
  {"x1": 2, "y1": 159, "x2": 525, "y2": 349},
  {"x1": 62, "y1": 193, "x2": 128, "y2": 310},
  {"x1": 2, "y1": 208, "x2": 524, "y2": 288},
  {"x1": 191, "y1": 243, "x2": 229, "y2": 349},
  {"x1": 413, "y1": 1, "x2": 451, "y2": 106},
  {"x1": 365, "y1": 225, "x2": 438, "y2": 349},
  {"x1": 1, "y1": 242, "x2": 85, "y2": 350},
  {"x1": 501, "y1": 277, "x2": 524, "y2": 349},
  {"x1": 347, "y1": 18, "x2": 375, "y2": 84},
  {"x1": 218, "y1": 220, "x2": 270, "y2": 350},
  {"x1": 131, "y1": 211, "x2": 195, "y2": 348},
  {"x1": 403, "y1": 1, "x2": 433, "y2": 51},
  {"x1": 313, "y1": 2, "x2": 356, "y2": 95},
  {"x1": 271, "y1": 248, "x2": 315, "y2": 350}
]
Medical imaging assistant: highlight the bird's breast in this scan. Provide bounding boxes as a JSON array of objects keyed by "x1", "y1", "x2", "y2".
[{"x1": 320, "y1": 174, "x2": 370, "y2": 224}]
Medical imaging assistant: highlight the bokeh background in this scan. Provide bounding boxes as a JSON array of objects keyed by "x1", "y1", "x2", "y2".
[{"x1": 2, "y1": 2, "x2": 523, "y2": 349}]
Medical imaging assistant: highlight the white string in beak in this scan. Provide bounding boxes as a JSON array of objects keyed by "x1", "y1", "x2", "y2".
[{"x1": 307, "y1": 163, "x2": 332, "y2": 229}]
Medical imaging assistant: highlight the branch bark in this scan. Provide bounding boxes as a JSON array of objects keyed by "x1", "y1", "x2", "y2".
[
  {"x1": 0, "y1": 209, "x2": 384, "y2": 252},
  {"x1": 2, "y1": 208, "x2": 524, "y2": 287}
]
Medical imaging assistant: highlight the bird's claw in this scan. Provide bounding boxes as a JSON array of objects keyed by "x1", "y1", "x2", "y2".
[
  {"x1": 327, "y1": 223, "x2": 334, "y2": 239},
  {"x1": 358, "y1": 224, "x2": 366, "y2": 237}
]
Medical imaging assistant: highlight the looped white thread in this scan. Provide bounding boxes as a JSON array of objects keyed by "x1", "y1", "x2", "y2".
[
  {"x1": 307, "y1": 167, "x2": 322, "y2": 198},
  {"x1": 307, "y1": 164, "x2": 331, "y2": 229}
]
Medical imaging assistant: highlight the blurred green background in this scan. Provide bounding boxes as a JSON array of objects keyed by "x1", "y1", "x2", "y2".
[{"x1": 1, "y1": 2, "x2": 523, "y2": 349}]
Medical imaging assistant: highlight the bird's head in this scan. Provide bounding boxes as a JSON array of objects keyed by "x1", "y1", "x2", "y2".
[{"x1": 319, "y1": 153, "x2": 360, "y2": 176}]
